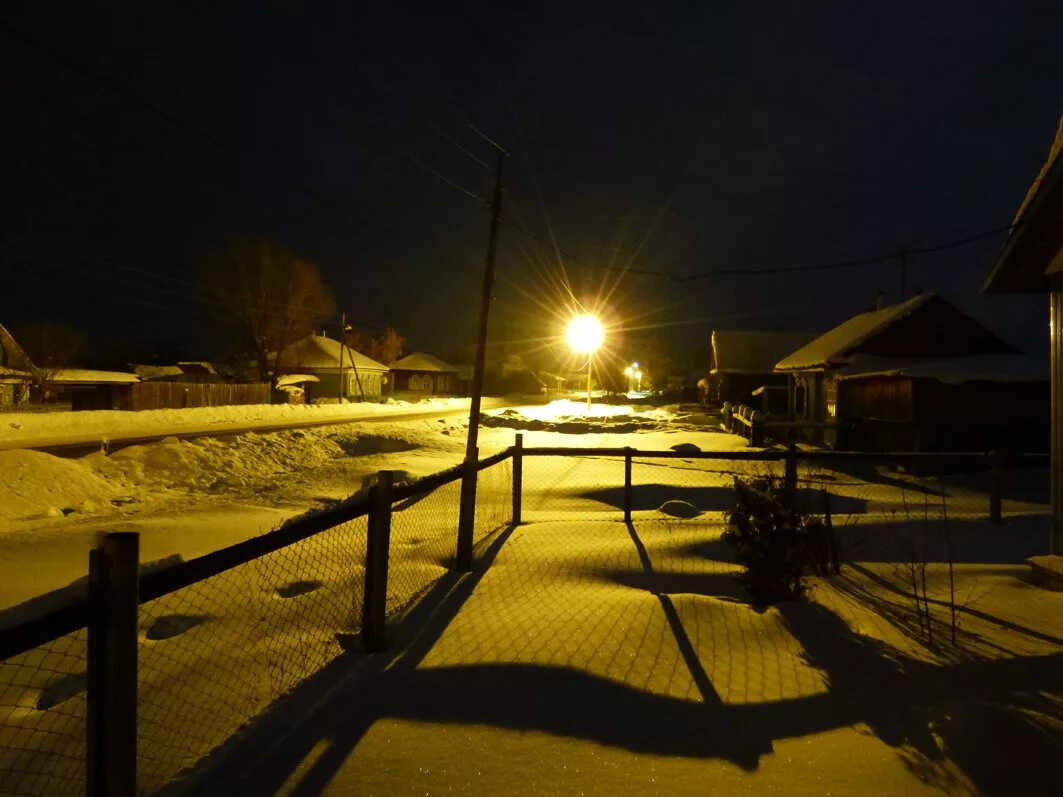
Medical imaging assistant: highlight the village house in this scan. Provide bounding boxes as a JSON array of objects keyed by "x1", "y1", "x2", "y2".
[
  {"x1": 389, "y1": 352, "x2": 458, "y2": 395},
  {"x1": 982, "y1": 115, "x2": 1063, "y2": 557},
  {"x1": 708, "y1": 329, "x2": 815, "y2": 409},
  {"x1": 774, "y1": 293, "x2": 1022, "y2": 447},
  {"x1": 0, "y1": 324, "x2": 33, "y2": 410},
  {"x1": 273, "y1": 333, "x2": 389, "y2": 402}
]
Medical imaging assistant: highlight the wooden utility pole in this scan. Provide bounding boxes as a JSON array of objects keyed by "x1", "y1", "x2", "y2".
[
  {"x1": 464, "y1": 148, "x2": 506, "y2": 458},
  {"x1": 899, "y1": 248, "x2": 909, "y2": 301},
  {"x1": 457, "y1": 146, "x2": 505, "y2": 569},
  {"x1": 339, "y1": 311, "x2": 346, "y2": 403}
]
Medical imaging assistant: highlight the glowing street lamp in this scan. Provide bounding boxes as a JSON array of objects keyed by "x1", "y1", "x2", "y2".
[{"x1": 566, "y1": 313, "x2": 604, "y2": 415}]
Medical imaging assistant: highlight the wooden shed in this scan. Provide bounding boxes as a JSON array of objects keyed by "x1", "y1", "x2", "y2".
[
  {"x1": 774, "y1": 293, "x2": 1019, "y2": 446},
  {"x1": 709, "y1": 330, "x2": 815, "y2": 406},
  {"x1": 835, "y1": 355, "x2": 1048, "y2": 453}
]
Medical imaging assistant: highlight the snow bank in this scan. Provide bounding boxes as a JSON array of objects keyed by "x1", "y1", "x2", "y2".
[
  {"x1": 0, "y1": 450, "x2": 118, "y2": 521},
  {"x1": 482, "y1": 401, "x2": 697, "y2": 435},
  {"x1": 0, "y1": 397, "x2": 470, "y2": 448}
]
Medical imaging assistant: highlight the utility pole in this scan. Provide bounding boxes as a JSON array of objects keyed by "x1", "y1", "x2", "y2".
[
  {"x1": 899, "y1": 248, "x2": 908, "y2": 302},
  {"x1": 464, "y1": 148, "x2": 506, "y2": 460},
  {"x1": 457, "y1": 144, "x2": 505, "y2": 570},
  {"x1": 339, "y1": 311, "x2": 346, "y2": 403}
]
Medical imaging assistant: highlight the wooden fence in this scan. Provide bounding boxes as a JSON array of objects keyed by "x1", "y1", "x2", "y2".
[{"x1": 131, "y1": 382, "x2": 269, "y2": 411}]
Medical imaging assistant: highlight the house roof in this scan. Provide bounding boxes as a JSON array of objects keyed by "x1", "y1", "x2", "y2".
[
  {"x1": 711, "y1": 330, "x2": 817, "y2": 374},
  {"x1": 275, "y1": 373, "x2": 320, "y2": 388},
  {"x1": 50, "y1": 369, "x2": 140, "y2": 385},
  {"x1": 274, "y1": 334, "x2": 389, "y2": 372},
  {"x1": 131, "y1": 364, "x2": 184, "y2": 380},
  {"x1": 390, "y1": 352, "x2": 457, "y2": 373},
  {"x1": 0, "y1": 324, "x2": 34, "y2": 373},
  {"x1": 983, "y1": 114, "x2": 1063, "y2": 294},
  {"x1": 836, "y1": 354, "x2": 1047, "y2": 384},
  {"x1": 775, "y1": 294, "x2": 931, "y2": 371}
]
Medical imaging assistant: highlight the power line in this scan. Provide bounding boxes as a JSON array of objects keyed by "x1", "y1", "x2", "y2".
[
  {"x1": 503, "y1": 213, "x2": 1016, "y2": 283},
  {"x1": 670, "y1": 224, "x2": 1016, "y2": 282}
]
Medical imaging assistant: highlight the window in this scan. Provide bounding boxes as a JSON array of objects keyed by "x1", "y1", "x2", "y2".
[{"x1": 825, "y1": 378, "x2": 838, "y2": 418}]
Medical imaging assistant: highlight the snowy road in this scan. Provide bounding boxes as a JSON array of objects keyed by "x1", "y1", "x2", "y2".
[{"x1": 0, "y1": 398, "x2": 509, "y2": 455}]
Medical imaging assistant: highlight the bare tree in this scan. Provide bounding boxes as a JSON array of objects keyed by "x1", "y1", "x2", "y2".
[
  {"x1": 345, "y1": 326, "x2": 405, "y2": 365},
  {"x1": 12, "y1": 322, "x2": 86, "y2": 401},
  {"x1": 200, "y1": 238, "x2": 335, "y2": 383}
]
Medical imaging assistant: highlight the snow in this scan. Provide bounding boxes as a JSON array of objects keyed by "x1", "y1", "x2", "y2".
[
  {"x1": 2, "y1": 401, "x2": 1060, "y2": 795},
  {"x1": 273, "y1": 334, "x2": 388, "y2": 372},
  {"x1": 207, "y1": 513, "x2": 1062, "y2": 796},
  {"x1": 49, "y1": 368, "x2": 139, "y2": 384},
  {"x1": 275, "y1": 373, "x2": 320, "y2": 388},
  {"x1": 390, "y1": 352, "x2": 458, "y2": 372},
  {"x1": 775, "y1": 294, "x2": 930, "y2": 371},
  {"x1": 0, "y1": 450, "x2": 118, "y2": 521},
  {"x1": 0, "y1": 397, "x2": 472, "y2": 450}
]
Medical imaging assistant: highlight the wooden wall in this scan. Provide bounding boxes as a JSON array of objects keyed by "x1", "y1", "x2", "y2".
[{"x1": 131, "y1": 382, "x2": 269, "y2": 411}]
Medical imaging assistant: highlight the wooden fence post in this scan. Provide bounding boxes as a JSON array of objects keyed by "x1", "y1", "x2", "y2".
[
  {"x1": 512, "y1": 434, "x2": 523, "y2": 525},
  {"x1": 784, "y1": 441, "x2": 798, "y2": 508},
  {"x1": 87, "y1": 531, "x2": 139, "y2": 797},
  {"x1": 624, "y1": 448, "x2": 633, "y2": 524},
  {"x1": 989, "y1": 450, "x2": 1003, "y2": 525},
  {"x1": 455, "y1": 451, "x2": 478, "y2": 572},
  {"x1": 362, "y1": 471, "x2": 394, "y2": 653}
]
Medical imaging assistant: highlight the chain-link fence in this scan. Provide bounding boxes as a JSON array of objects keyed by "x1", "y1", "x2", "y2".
[
  {"x1": 0, "y1": 448, "x2": 516, "y2": 796},
  {"x1": 0, "y1": 628, "x2": 88, "y2": 796}
]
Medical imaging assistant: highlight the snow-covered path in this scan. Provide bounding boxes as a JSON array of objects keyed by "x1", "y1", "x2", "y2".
[{"x1": 204, "y1": 516, "x2": 1063, "y2": 796}]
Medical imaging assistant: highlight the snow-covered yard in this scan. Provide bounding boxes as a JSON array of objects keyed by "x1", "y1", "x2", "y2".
[
  {"x1": 203, "y1": 516, "x2": 1063, "y2": 796},
  {"x1": 0, "y1": 400, "x2": 1057, "y2": 795}
]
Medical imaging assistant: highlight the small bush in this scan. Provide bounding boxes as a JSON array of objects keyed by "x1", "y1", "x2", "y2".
[{"x1": 723, "y1": 475, "x2": 820, "y2": 603}]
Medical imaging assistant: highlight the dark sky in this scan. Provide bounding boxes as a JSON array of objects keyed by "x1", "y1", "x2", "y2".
[{"x1": 2, "y1": 1, "x2": 1061, "y2": 369}]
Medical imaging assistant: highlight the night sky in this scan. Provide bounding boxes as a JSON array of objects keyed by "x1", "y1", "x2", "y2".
[{"x1": 2, "y1": 1, "x2": 1061, "y2": 370}]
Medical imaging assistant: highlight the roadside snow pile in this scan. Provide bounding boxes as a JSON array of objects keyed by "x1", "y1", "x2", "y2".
[
  {"x1": 85, "y1": 427, "x2": 425, "y2": 493},
  {"x1": 0, "y1": 397, "x2": 469, "y2": 447},
  {"x1": 482, "y1": 401, "x2": 671, "y2": 434},
  {"x1": 0, "y1": 450, "x2": 118, "y2": 521}
]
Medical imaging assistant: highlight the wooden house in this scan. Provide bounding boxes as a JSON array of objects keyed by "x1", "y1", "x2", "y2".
[
  {"x1": 709, "y1": 330, "x2": 815, "y2": 406},
  {"x1": 273, "y1": 334, "x2": 389, "y2": 402},
  {"x1": 389, "y1": 352, "x2": 458, "y2": 395},
  {"x1": 774, "y1": 293, "x2": 1019, "y2": 446},
  {"x1": 982, "y1": 115, "x2": 1063, "y2": 555},
  {"x1": 0, "y1": 324, "x2": 33, "y2": 409}
]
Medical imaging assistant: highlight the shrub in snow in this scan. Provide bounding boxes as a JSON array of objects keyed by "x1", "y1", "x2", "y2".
[{"x1": 723, "y1": 475, "x2": 828, "y2": 603}]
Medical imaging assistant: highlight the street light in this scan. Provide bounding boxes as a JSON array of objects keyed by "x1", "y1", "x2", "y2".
[{"x1": 566, "y1": 313, "x2": 604, "y2": 415}]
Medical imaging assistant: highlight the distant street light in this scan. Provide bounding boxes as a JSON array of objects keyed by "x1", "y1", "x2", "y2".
[{"x1": 566, "y1": 313, "x2": 605, "y2": 415}]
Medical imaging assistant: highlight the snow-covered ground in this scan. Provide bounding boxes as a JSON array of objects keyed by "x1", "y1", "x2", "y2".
[
  {"x1": 205, "y1": 517, "x2": 1062, "y2": 796},
  {"x1": 0, "y1": 399, "x2": 1058, "y2": 795},
  {"x1": 0, "y1": 401, "x2": 738, "y2": 611},
  {"x1": 0, "y1": 396, "x2": 475, "y2": 450}
]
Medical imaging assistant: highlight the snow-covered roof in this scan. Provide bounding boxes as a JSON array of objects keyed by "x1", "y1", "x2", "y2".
[
  {"x1": 0, "y1": 365, "x2": 30, "y2": 379},
  {"x1": 50, "y1": 369, "x2": 140, "y2": 385},
  {"x1": 775, "y1": 294, "x2": 932, "y2": 371},
  {"x1": 177, "y1": 361, "x2": 216, "y2": 374},
  {"x1": 275, "y1": 373, "x2": 320, "y2": 388},
  {"x1": 390, "y1": 352, "x2": 457, "y2": 373},
  {"x1": 274, "y1": 334, "x2": 389, "y2": 373},
  {"x1": 711, "y1": 330, "x2": 816, "y2": 374},
  {"x1": 131, "y1": 364, "x2": 184, "y2": 380},
  {"x1": 836, "y1": 354, "x2": 1048, "y2": 384},
  {"x1": 0, "y1": 324, "x2": 34, "y2": 373}
]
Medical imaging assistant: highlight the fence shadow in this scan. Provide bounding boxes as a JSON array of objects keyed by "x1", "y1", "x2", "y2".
[{"x1": 579, "y1": 484, "x2": 867, "y2": 514}]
